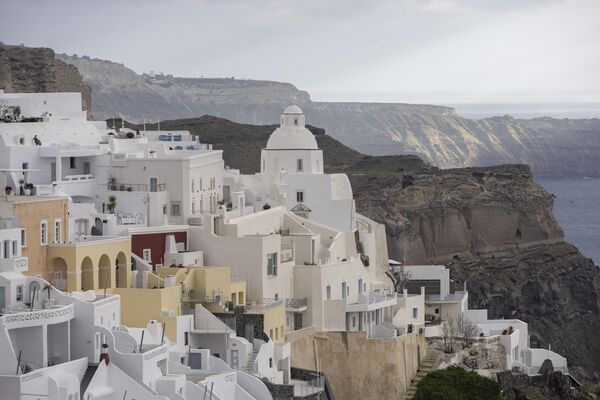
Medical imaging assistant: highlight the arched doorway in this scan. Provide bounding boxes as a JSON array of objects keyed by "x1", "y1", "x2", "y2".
[
  {"x1": 116, "y1": 252, "x2": 128, "y2": 288},
  {"x1": 49, "y1": 257, "x2": 68, "y2": 291},
  {"x1": 81, "y1": 256, "x2": 94, "y2": 291},
  {"x1": 98, "y1": 254, "x2": 112, "y2": 289}
]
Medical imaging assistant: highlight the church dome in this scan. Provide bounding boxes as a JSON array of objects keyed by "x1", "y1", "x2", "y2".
[{"x1": 266, "y1": 105, "x2": 318, "y2": 150}]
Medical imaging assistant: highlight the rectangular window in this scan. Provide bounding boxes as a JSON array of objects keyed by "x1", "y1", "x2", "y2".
[
  {"x1": 358, "y1": 279, "x2": 363, "y2": 294},
  {"x1": 162, "y1": 204, "x2": 168, "y2": 215},
  {"x1": 267, "y1": 253, "x2": 278, "y2": 276},
  {"x1": 12, "y1": 240, "x2": 18, "y2": 256},
  {"x1": 20, "y1": 229, "x2": 27, "y2": 247},
  {"x1": 342, "y1": 282, "x2": 347, "y2": 299},
  {"x1": 191, "y1": 179, "x2": 195, "y2": 193},
  {"x1": 40, "y1": 220, "x2": 48, "y2": 245},
  {"x1": 16, "y1": 285, "x2": 23, "y2": 301},
  {"x1": 296, "y1": 159, "x2": 303, "y2": 172},
  {"x1": 70, "y1": 157, "x2": 76, "y2": 169},
  {"x1": 296, "y1": 191, "x2": 304, "y2": 202},
  {"x1": 413, "y1": 307, "x2": 418, "y2": 319},
  {"x1": 143, "y1": 249, "x2": 152, "y2": 262},
  {"x1": 170, "y1": 202, "x2": 181, "y2": 216},
  {"x1": 352, "y1": 316, "x2": 356, "y2": 328},
  {"x1": 54, "y1": 219, "x2": 62, "y2": 243},
  {"x1": 2, "y1": 240, "x2": 9, "y2": 259},
  {"x1": 326, "y1": 285, "x2": 331, "y2": 300},
  {"x1": 22, "y1": 162, "x2": 29, "y2": 171}
]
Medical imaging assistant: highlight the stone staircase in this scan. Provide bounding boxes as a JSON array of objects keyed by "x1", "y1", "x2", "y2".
[
  {"x1": 405, "y1": 350, "x2": 440, "y2": 399},
  {"x1": 242, "y1": 347, "x2": 260, "y2": 373},
  {"x1": 80, "y1": 364, "x2": 98, "y2": 399}
]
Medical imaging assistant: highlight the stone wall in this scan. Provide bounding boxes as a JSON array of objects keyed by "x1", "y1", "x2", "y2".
[{"x1": 286, "y1": 330, "x2": 427, "y2": 400}]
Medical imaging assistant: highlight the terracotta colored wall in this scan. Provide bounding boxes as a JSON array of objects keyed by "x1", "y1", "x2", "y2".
[
  {"x1": 131, "y1": 231, "x2": 187, "y2": 268},
  {"x1": 15, "y1": 198, "x2": 69, "y2": 281}
]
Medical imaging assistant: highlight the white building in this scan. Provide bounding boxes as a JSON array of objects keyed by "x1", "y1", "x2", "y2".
[{"x1": 402, "y1": 263, "x2": 568, "y2": 375}]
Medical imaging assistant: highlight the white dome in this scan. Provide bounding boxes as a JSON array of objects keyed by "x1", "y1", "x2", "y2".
[
  {"x1": 266, "y1": 105, "x2": 318, "y2": 150},
  {"x1": 283, "y1": 105, "x2": 304, "y2": 115}
]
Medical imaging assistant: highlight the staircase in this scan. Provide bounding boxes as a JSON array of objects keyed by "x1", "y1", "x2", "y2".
[
  {"x1": 242, "y1": 347, "x2": 260, "y2": 373},
  {"x1": 80, "y1": 364, "x2": 98, "y2": 399},
  {"x1": 405, "y1": 350, "x2": 439, "y2": 399}
]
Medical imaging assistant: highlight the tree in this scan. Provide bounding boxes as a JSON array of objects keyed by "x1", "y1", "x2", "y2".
[
  {"x1": 107, "y1": 196, "x2": 117, "y2": 214},
  {"x1": 455, "y1": 314, "x2": 477, "y2": 348},
  {"x1": 385, "y1": 264, "x2": 412, "y2": 292},
  {"x1": 440, "y1": 318, "x2": 456, "y2": 354},
  {"x1": 414, "y1": 367, "x2": 502, "y2": 400}
]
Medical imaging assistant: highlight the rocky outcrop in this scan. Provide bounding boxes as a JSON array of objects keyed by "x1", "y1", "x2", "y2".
[
  {"x1": 0, "y1": 45, "x2": 91, "y2": 117},
  {"x1": 58, "y1": 52, "x2": 600, "y2": 177},
  {"x1": 497, "y1": 360, "x2": 591, "y2": 399}
]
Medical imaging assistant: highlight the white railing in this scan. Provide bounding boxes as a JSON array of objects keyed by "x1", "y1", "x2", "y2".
[{"x1": 63, "y1": 174, "x2": 93, "y2": 181}]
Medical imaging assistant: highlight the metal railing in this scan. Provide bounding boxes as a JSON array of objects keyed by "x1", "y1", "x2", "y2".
[{"x1": 107, "y1": 183, "x2": 167, "y2": 192}]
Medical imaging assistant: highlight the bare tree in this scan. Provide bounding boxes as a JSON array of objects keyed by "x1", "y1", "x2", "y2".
[
  {"x1": 385, "y1": 264, "x2": 412, "y2": 293},
  {"x1": 455, "y1": 314, "x2": 477, "y2": 348},
  {"x1": 440, "y1": 318, "x2": 456, "y2": 353}
]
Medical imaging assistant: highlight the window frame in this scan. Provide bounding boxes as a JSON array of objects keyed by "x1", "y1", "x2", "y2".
[
  {"x1": 296, "y1": 191, "x2": 304, "y2": 203},
  {"x1": 170, "y1": 202, "x2": 181, "y2": 217},
  {"x1": 40, "y1": 220, "x2": 48, "y2": 245},
  {"x1": 20, "y1": 228, "x2": 27, "y2": 248},
  {"x1": 296, "y1": 158, "x2": 303, "y2": 172},
  {"x1": 54, "y1": 218, "x2": 62, "y2": 243}
]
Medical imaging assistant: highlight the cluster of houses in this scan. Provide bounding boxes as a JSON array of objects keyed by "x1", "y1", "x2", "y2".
[{"x1": 0, "y1": 91, "x2": 568, "y2": 400}]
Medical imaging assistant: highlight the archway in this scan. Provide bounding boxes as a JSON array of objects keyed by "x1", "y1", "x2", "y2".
[
  {"x1": 116, "y1": 252, "x2": 128, "y2": 288},
  {"x1": 81, "y1": 256, "x2": 94, "y2": 291},
  {"x1": 98, "y1": 254, "x2": 112, "y2": 289},
  {"x1": 49, "y1": 257, "x2": 68, "y2": 291}
]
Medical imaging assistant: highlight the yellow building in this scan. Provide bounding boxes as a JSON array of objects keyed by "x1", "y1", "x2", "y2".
[
  {"x1": 157, "y1": 266, "x2": 246, "y2": 313},
  {"x1": 3, "y1": 195, "x2": 69, "y2": 281},
  {"x1": 111, "y1": 285, "x2": 182, "y2": 330},
  {"x1": 47, "y1": 236, "x2": 132, "y2": 291}
]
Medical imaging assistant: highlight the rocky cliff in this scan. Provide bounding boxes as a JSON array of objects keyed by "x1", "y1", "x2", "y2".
[
  {"x1": 145, "y1": 115, "x2": 600, "y2": 381},
  {"x1": 0, "y1": 45, "x2": 92, "y2": 117},
  {"x1": 58, "y1": 52, "x2": 600, "y2": 177}
]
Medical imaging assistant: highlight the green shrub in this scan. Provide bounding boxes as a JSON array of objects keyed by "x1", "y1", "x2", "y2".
[{"x1": 414, "y1": 367, "x2": 502, "y2": 400}]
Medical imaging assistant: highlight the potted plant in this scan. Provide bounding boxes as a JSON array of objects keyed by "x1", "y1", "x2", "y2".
[
  {"x1": 4, "y1": 186, "x2": 12, "y2": 196},
  {"x1": 25, "y1": 182, "x2": 34, "y2": 195},
  {"x1": 106, "y1": 196, "x2": 117, "y2": 214},
  {"x1": 33, "y1": 135, "x2": 42, "y2": 146}
]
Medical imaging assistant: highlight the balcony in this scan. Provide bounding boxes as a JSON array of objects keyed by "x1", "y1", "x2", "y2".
[
  {"x1": 107, "y1": 182, "x2": 167, "y2": 192},
  {"x1": 39, "y1": 143, "x2": 101, "y2": 158},
  {"x1": 37, "y1": 175, "x2": 95, "y2": 198},
  {"x1": 245, "y1": 298, "x2": 284, "y2": 314},
  {"x1": 0, "y1": 256, "x2": 28, "y2": 273},
  {"x1": 285, "y1": 297, "x2": 308, "y2": 313},
  {"x1": 1, "y1": 303, "x2": 74, "y2": 329},
  {"x1": 345, "y1": 291, "x2": 397, "y2": 312}
]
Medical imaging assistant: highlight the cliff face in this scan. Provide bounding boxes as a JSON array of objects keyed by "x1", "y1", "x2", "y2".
[
  {"x1": 0, "y1": 45, "x2": 91, "y2": 117},
  {"x1": 58, "y1": 53, "x2": 600, "y2": 177},
  {"x1": 350, "y1": 163, "x2": 600, "y2": 381}
]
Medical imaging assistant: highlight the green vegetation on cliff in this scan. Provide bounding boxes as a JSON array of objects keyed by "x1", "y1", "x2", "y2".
[{"x1": 414, "y1": 367, "x2": 502, "y2": 400}]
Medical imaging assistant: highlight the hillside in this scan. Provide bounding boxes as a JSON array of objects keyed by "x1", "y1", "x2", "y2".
[
  {"x1": 0, "y1": 45, "x2": 91, "y2": 117},
  {"x1": 138, "y1": 115, "x2": 600, "y2": 382},
  {"x1": 58, "y1": 53, "x2": 600, "y2": 177}
]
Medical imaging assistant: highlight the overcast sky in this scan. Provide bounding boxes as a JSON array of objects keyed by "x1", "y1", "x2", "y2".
[{"x1": 1, "y1": 0, "x2": 599, "y2": 103}]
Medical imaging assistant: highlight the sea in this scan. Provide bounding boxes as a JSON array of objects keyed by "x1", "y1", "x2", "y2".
[{"x1": 536, "y1": 178, "x2": 600, "y2": 266}]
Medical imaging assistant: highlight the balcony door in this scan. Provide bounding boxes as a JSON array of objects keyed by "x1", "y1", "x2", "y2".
[
  {"x1": 51, "y1": 162, "x2": 56, "y2": 182},
  {"x1": 149, "y1": 177, "x2": 158, "y2": 192}
]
